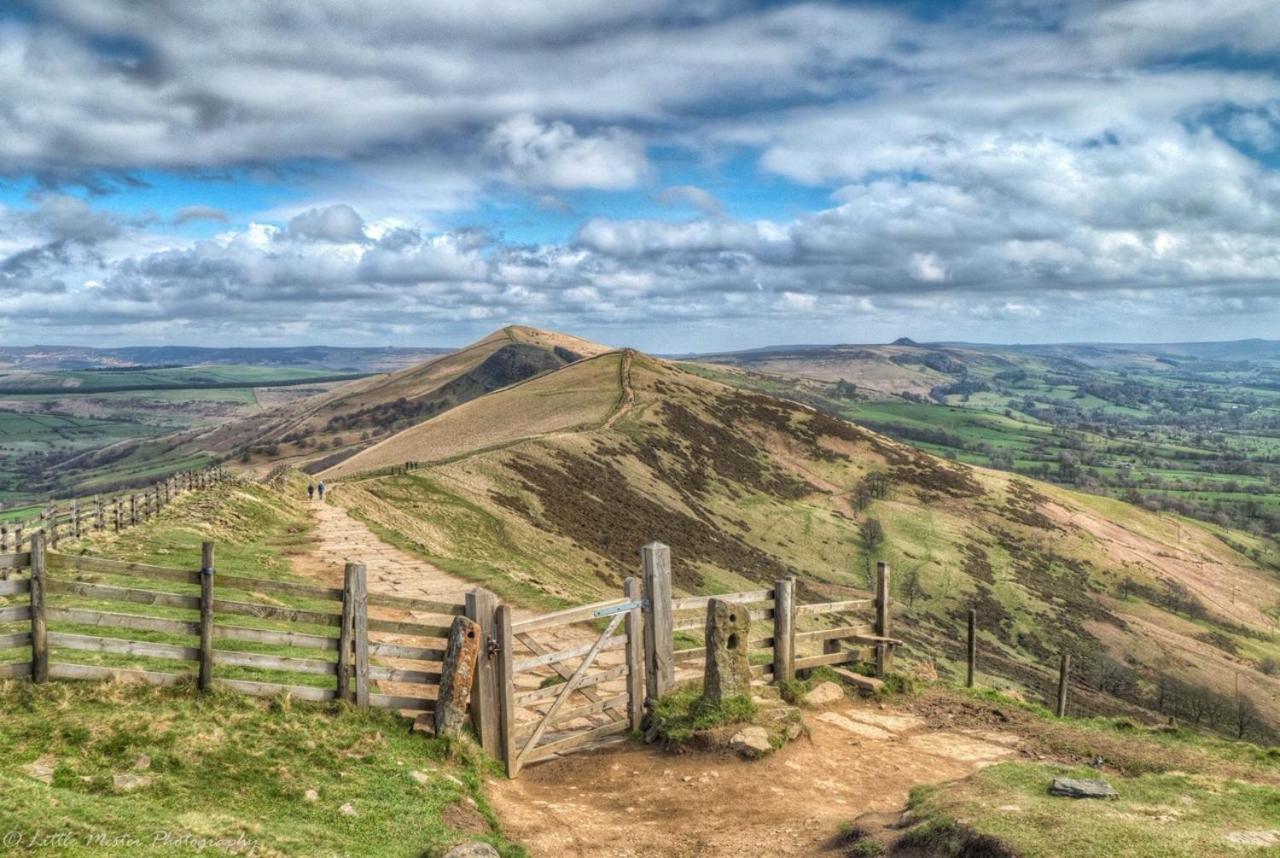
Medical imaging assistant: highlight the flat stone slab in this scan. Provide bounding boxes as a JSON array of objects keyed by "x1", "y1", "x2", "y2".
[
  {"x1": 905, "y1": 732, "x2": 1014, "y2": 763},
  {"x1": 841, "y1": 710, "x2": 926, "y2": 734},
  {"x1": 803, "y1": 682, "x2": 845, "y2": 707},
  {"x1": 1225, "y1": 831, "x2": 1280, "y2": 847},
  {"x1": 816, "y1": 712, "x2": 894, "y2": 741},
  {"x1": 1048, "y1": 777, "x2": 1119, "y2": 800}
]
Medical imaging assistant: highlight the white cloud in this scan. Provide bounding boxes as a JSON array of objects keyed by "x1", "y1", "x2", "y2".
[{"x1": 486, "y1": 114, "x2": 647, "y2": 190}]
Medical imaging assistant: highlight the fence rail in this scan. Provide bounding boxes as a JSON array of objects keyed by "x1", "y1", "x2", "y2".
[
  {"x1": 0, "y1": 537, "x2": 465, "y2": 715},
  {"x1": 0, "y1": 466, "x2": 224, "y2": 555}
]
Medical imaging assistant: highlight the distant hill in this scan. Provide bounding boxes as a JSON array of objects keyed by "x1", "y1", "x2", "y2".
[
  {"x1": 308, "y1": 327, "x2": 1280, "y2": 742},
  {"x1": 0, "y1": 344, "x2": 449, "y2": 373}
]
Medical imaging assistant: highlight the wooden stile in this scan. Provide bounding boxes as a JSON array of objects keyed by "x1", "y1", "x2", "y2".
[{"x1": 198, "y1": 542, "x2": 214, "y2": 692}]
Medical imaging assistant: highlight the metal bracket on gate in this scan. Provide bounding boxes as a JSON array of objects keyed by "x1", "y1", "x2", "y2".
[{"x1": 593, "y1": 599, "x2": 646, "y2": 618}]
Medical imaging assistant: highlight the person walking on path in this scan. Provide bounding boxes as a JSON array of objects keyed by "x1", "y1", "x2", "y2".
[
  {"x1": 317, "y1": 480, "x2": 326, "y2": 501},
  {"x1": 307, "y1": 483, "x2": 315, "y2": 501}
]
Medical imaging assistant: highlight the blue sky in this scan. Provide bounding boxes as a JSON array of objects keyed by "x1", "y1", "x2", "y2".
[{"x1": 1, "y1": 1, "x2": 1278, "y2": 351}]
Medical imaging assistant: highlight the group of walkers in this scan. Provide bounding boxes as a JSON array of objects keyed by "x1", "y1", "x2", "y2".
[{"x1": 307, "y1": 481, "x2": 326, "y2": 502}]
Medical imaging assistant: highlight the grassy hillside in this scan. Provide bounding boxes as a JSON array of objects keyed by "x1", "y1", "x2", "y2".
[
  {"x1": 687, "y1": 342, "x2": 1280, "y2": 536},
  {"x1": 326, "y1": 341, "x2": 1280, "y2": 741}
]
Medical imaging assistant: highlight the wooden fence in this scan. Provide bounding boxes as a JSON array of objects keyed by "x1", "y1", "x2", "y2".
[
  {"x1": 0, "y1": 466, "x2": 224, "y2": 554},
  {"x1": 0, "y1": 534, "x2": 473, "y2": 714}
]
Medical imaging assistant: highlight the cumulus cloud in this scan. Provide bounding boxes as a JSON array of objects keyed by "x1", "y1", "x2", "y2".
[
  {"x1": 486, "y1": 115, "x2": 647, "y2": 190},
  {"x1": 286, "y1": 205, "x2": 369, "y2": 244},
  {"x1": 174, "y1": 205, "x2": 228, "y2": 224}
]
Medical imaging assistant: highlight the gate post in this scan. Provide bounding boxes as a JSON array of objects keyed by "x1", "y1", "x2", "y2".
[
  {"x1": 623, "y1": 577, "x2": 645, "y2": 731},
  {"x1": 641, "y1": 542, "x2": 673, "y2": 702},
  {"x1": 198, "y1": 542, "x2": 215, "y2": 692},
  {"x1": 465, "y1": 587, "x2": 500, "y2": 755},
  {"x1": 875, "y1": 561, "x2": 892, "y2": 675},
  {"x1": 494, "y1": 604, "x2": 517, "y2": 777},
  {"x1": 30, "y1": 532, "x2": 47, "y2": 683},
  {"x1": 773, "y1": 576, "x2": 796, "y2": 684}
]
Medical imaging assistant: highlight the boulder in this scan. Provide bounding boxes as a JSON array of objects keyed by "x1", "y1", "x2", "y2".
[
  {"x1": 729, "y1": 726, "x2": 773, "y2": 758},
  {"x1": 443, "y1": 844, "x2": 500, "y2": 858},
  {"x1": 435, "y1": 615, "x2": 483, "y2": 737},
  {"x1": 803, "y1": 681, "x2": 845, "y2": 707},
  {"x1": 112, "y1": 773, "x2": 152, "y2": 792},
  {"x1": 1048, "y1": 777, "x2": 1118, "y2": 799},
  {"x1": 702, "y1": 598, "x2": 752, "y2": 704}
]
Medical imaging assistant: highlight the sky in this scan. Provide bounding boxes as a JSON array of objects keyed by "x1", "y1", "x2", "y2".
[{"x1": 1, "y1": 0, "x2": 1278, "y2": 353}]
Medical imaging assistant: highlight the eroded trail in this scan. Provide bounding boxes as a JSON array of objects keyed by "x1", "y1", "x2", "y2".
[{"x1": 488, "y1": 698, "x2": 1021, "y2": 857}]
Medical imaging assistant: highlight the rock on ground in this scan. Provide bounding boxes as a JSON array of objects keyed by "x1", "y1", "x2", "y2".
[
  {"x1": 803, "y1": 681, "x2": 845, "y2": 707},
  {"x1": 1048, "y1": 777, "x2": 1118, "y2": 799},
  {"x1": 443, "y1": 844, "x2": 500, "y2": 858},
  {"x1": 729, "y1": 726, "x2": 773, "y2": 758}
]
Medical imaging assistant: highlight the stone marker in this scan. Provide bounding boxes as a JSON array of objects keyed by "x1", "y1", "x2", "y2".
[
  {"x1": 729, "y1": 726, "x2": 773, "y2": 758},
  {"x1": 1048, "y1": 777, "x2": 1118, "y2": 799},
  {"x1": 703, "y1": 598, "x2": 752, "y2": 704},
  {"x1": 435, "y1": 615, "x2": 483, "y2": 737}
]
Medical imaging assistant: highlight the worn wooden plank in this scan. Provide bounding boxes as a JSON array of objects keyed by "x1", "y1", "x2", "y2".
[
  {"x1": 773, "y1": 577, "x2": 795, "y2": 685},
  {"x1": 47, "y1": 579, "x2": 200, "y2": 611},
  {"x1": 213, "y1": 650, "x2": 336, "y2": 676},
  {"x1": 367, "y1": 665, "x2": 441, "y2": 684},
  {"x1": 48, "y1": 661, "x2": 186, "y2": 686},
  {"x1": 0, "y1": 605, "x2": 31, "y2": 623},
  {"x1": 831, "y1": 667, "x2": 885, "y2": 693},
  {"x1": 47, "y1": 554, "x2": 198, "y2": 585},
  {"x1": 366, "y1": 592, "x2": 465, "y2": 616},
  {"x1": 368, "y1": 693, "x2": 435, "y2": 712},
  {"x1": 795, "y1": 625, "x2": 874, "y2": 644},
  {"x1": 366, "y1": 618, "x2": 450, "y2": 638},
  {"x1": 796, "y1": 599, "x2": 873, "y2": 616},
  {"x1": 46, "y1": 606, "x2": 198, "y2": 637},
  {"x1": 515, "y1": 663, "x2": 628, "y2": 708},
  {"x1": 511, "y1": 596, "x2": 631, "y2": 634},
  {"x1": 0, "y1": 631, "x2": 32, "y2": 650},
  {"x1": 48, "y1": 631, "x2": 197, "y2": 662},
  {"x1": 794, "y1": 649, "x2": 860, "y2": 670},
  {"x1": 218, "y1": 677, "x2": 335, "y2": 702},
  {"x1": 520, "y1": 720, "x2": 629, "y2": 765},
  {"x1": 670, "y1": 589, "x2": 774, "y2": 611},
  {"x1": 368, "y1": 642, "x2": 445, "y2": 662},
  {"x1": 0, "y1": 553, "x2": 31, "y2": 570},
  {"x1": 512, "y1": 634, "x2": 628, "y2": 674},
  {"x1": 516, "y1": 695, "x2": 628, "y2": 741},
  {"x1": 0, "y1": 661, "x2": 32, "y2": 678},
  {"x1": 213, "y1": 598, "x2": 342, "y2": 627},
  {"x1": 0, "y1": 579, "x2": 30, "y2": 596},
  {"x1": 213, "y1": 623, "x2": 338, "y2": 651},
  {"x1": 214, "y1": 573, "x2": 343, "y2": 602}
]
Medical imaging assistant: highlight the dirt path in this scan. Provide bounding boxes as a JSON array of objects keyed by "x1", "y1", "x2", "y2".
[
  {"x1": 603, "y1": 349, "x2": 635, "y2": 430},
  {"x1": 487, "y1": 697, "x2": 1021, "y2": 857}
]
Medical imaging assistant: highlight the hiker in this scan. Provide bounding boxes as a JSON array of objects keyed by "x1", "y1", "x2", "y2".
[
  {"x1": 307, "y1": 483, "x2": 315, "y2": 501},
  {"x1": 317, "y1": 480, "x2": 326, "y2": 501}
]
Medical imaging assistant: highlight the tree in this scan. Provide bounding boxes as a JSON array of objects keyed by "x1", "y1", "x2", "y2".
[{"x1": 859, "y1": 518, "x2": 885, "y2": 552}]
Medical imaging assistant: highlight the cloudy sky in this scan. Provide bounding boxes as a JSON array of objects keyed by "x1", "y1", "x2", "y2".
[{"x1": 1, "y1": 0, "x2": 1278, "y2": 351}]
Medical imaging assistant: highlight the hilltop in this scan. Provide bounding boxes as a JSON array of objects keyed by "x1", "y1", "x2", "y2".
[{"x1": 312, "y1": 328, "x2": 1280, "y2": 741}]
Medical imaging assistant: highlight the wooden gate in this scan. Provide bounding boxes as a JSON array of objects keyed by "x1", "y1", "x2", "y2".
[{"x1": 496, "y1": 578, "x2": 645, "y2": 777}]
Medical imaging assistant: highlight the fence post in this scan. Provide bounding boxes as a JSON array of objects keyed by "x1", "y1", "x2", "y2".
[
  {"x1": 465, "y1": 587, "x2": 500, "y2": 754},
  {"x1": 95, "y1": 495, "x2": 104, "y2": 530},
  {"x1": 1056, "y1": 652, "x2": 1070, "y2": 717},
  {"x1": 198, "y1": 542, "x2": 215, "y2": 692},
  {"x1": 338, "y1": 563, "x2": 356, "y2": 703},
  {"x1": 641, "y1": 542, "x2": 673, "y2": 703},
  {"x1": 1, "y1": 526, "x2": 7, "y2": 553},
  {"x1": 966, "y1": 608, "x2": 977, "y2": 688},
  {"x1": 494, "y1": 604, "x2": 517, "y2": 777},
  {"x1": 773, "y1": 576, "x2": 795, "y2": 685},
  {"x1": 113, "y1": 500, "x2": 121, "y2": 532},
  {"x1": 30, "y1": 532, "x2": 47, "y2": 683},
  {"x1": 352, "y1": 563, "x2": 370, "y2": 710},
  {"x1": 623, "y1": 577, "x2": 646, "y2": 731},
  {"x1": 130, "y1": 495, "x2": 137, "y2": 526},
  {"x1": 874, "y1": 561, "x2": 892, "y2": 676},
  {"x1": 435, "y1": 615, "x2": 482, "y2": 737},
  {"x1": 71, "y1": 500, "x2": 79, "y2": 539}
]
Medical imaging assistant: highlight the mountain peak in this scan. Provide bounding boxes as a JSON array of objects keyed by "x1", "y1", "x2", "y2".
[{"x1": 891, "y1": 336, "x2": 919, "y2": 346}]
